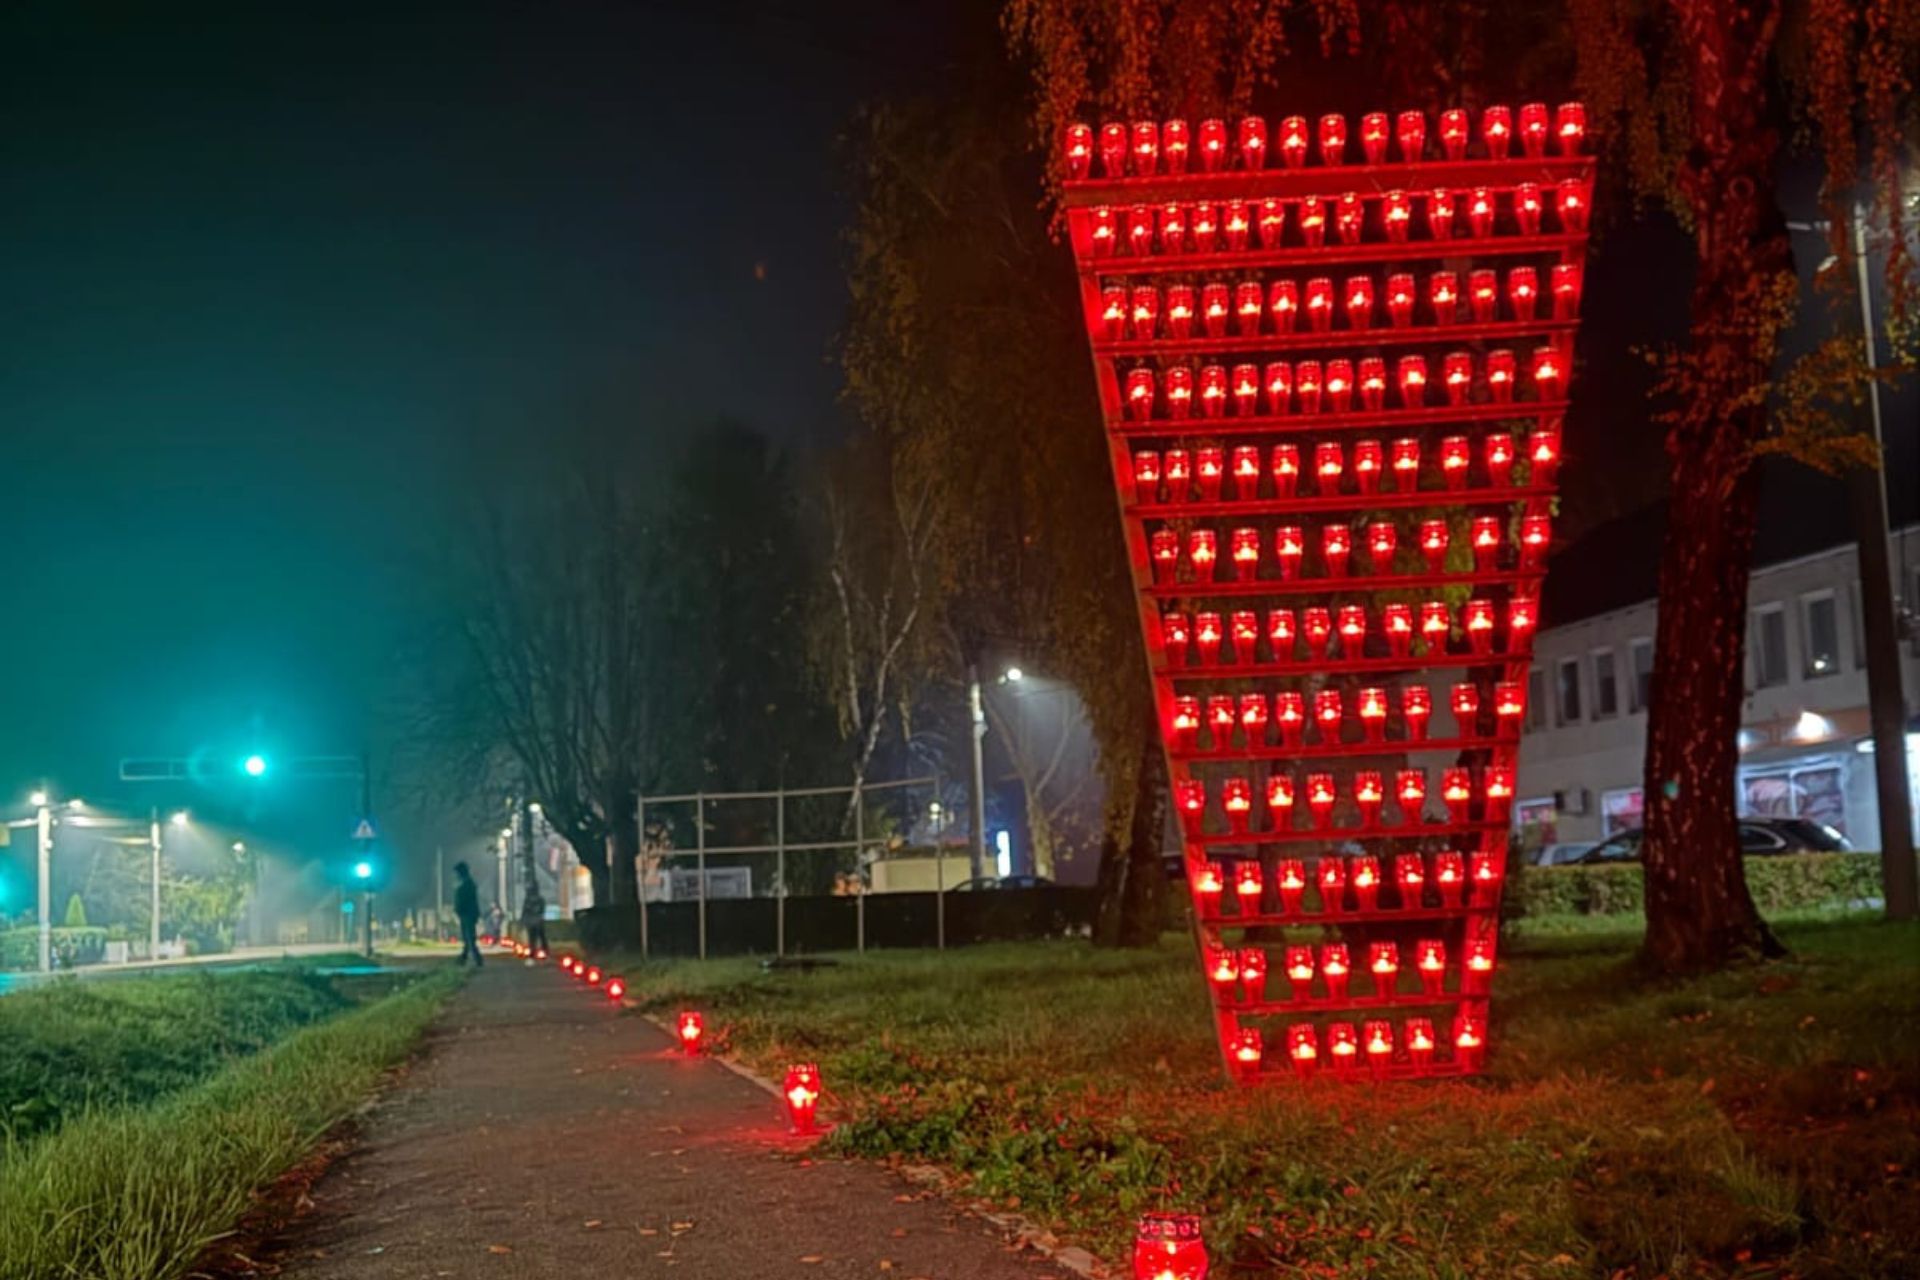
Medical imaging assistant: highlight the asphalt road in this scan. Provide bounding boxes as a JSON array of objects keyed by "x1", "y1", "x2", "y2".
[{"x1": 266, "y1": 960, "x2": 1073, "y2": 1279}]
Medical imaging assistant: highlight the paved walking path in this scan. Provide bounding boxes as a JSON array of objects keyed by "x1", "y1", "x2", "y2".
[{"x1": 269, "y1": 961, "x2": 1072, "y2": 1279}]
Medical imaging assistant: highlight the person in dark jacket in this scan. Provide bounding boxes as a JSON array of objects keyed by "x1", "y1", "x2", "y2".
[
  {"x1": 453, "y1": 861, "x2": 483, "y2": 967},
  {"x1": 521, "y1": 883, "x2": 549, "y2": 954}
]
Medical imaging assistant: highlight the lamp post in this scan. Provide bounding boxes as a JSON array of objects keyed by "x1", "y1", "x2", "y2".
[{"x1": 32, "y1": 789, "x2": 52, "y2": 973}]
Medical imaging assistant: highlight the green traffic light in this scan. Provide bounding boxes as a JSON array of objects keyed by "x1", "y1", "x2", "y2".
[
  {"x1": 353, "y1": 860, "x2": 374, "y2": 880},
  {"x1": 242, "y1": 753, "x2": 269, "y2": 778}
]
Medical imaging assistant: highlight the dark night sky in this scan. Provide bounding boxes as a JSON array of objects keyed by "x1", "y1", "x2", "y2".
[{"x1": 1, "y1": 1, "x2": 961, "y2": 868}]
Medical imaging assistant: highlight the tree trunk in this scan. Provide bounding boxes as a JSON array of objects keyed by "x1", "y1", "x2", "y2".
[
  {"x1": 1641, "y1": 0, "x2": 1790, "y2": 974},
  {"x1": 1115, "y1": 722, "x2": 1169, "y2": 947},
  {"x1": 607, "y1": 815, "x2": 640, "y2": 908}
]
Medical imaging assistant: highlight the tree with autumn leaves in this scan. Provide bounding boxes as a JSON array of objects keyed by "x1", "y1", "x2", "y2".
[{"x1": 996, "y1": 0, "x2": 1916, "y2": 970}]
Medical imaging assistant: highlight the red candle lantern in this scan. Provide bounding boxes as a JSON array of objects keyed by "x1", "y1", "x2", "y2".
[
  {"x1": 784, "y1": 1063, "x2": 822, "y2": 1133},
  {"x1": 1396, "y1": 768, "x2": 1427, "y2": 825},
  {"x1": 1216, "y1": 197, "x2": 1248, "y2": 250},
  {"x1": 1194, "y1": 611, "x2": 1222, "y2": 663},
  {"x1": 1101, "y1": 286, "x2": 1128, "y2": 341},
  {"x1": 1470, "y1": 516, "x2": 1502, "y2": 571},
  {"x1": 1267, "y1": 609, "x2": 1297, "y2": 659},
  {"x1": 1464, "y1": 599, "x2": 1496, "y2": 654},
  {"x1": 1207, "y1": 695, "x2": 1236, "y2": 742},
  {"x1": 1514, "y1": 182, "x2": 1544, "y2": 235},
  {"x1": 1396, "y1": 109, "x2": 1425, "y2": 160},
  {"x1": 1368, "y1": 940, "x2": 1399, "y2": 995},
  {"x1": 1176, "y1": 780, "x2": 1206, "y2": 833},
  {"x1": 1429, "y1": 270, "x2": 1458, "y2": 322},
  {"x1": 1357, "y1": 685, "x2": 1389, "y2": 742},
  {"x1": 1470, "y1": 851, "x2": 1503, "y2": 904},
  {"x1": 1063, "y1": 123, "x2": 1093, "y2": 179},
  {"x1": 1274, "y1": 525, "x2": 1304, "y2": 578},
  {"x1": 1199, "y1": 117, "x2": 1229, "y2": 171},
  {"x1": 1419, "y1": 519, "x2": 1449, "y2": 572},
  {"x1": 1306, "y1": 771, "x2": 1337, "y2": 828},
  {"x1": 586, "y1": 965, "x2": 604, "y2": 985},
  {"x1": 1321, "y1": 524, "x2": 1351, "y2": 577},
  {"x1": 1551, "y1": 262, "x2": 1583, "y2": 318},
  {"x1": 1486, "y1": 349, "x2": 1516, "y2": 402},
  {"x1": 1324, "y1": 359, "x2": 1354, "y2": 414},
  {"x1": 1239, "y1": 115, "x2": 1269, "y2": 169},
  {"x1": 1335, "y1": 192, "x2": 1364, "y2": 244},
  {"x1": 1359, "y1": 360, "x2": 1387, "y2": 413},
  {"x1": 1161, "y1": 611, "x2": 1190, "y2": 665},
  {"x1": 1453, "y1": 1014, "x2": 1486, "y2": 1071},
  {"x1": 1126, "y1": 369, "x2": 1155, "y2": 420},
  {"x1": 1191, "y1": 203, "x2": 1218, "y2": 252},
  {"x1": 1485, "y1": 765, "x2": 1515, "y2": 820},
  {"x1": 1555, "y1": 101, "x2": 1587, "y2": 155},
  {"x1": 1200, "y1": 366, "x2": 1229, "y2": 418},
  {"x1": 1208, "y1": 943, "x2": 1238, "y2": 991},
  {"x1": 1099, "y1": 122, "x2": 1128, "y2": 177},
  {"x1": 1131, "y1": 120, "x2": 1159, "y2": 175},
  {"x1": 1439, "y1": 108, "x2": 1469, "y2": 160},
  {"x1": 1359, "y1": 111, "x2": 1389, "y2": 164},
  {"x1": 1467, "y1": 186, "x2": 1495, "y2": 237},
  {"x1": 1158, "y1": 203, "x2": 1187, "y2": 255},
  {"x1": 1519, "y1": 102, "x2": 1549, "y2": 157},
  {"x1": 1412, "y1": 942, "x2": 1447, "y2": 999},
  {"x1": 1443, "y1": 355, "x2": 1473, "y2": 407},
  {"x1": 1366, "y1": 520, "x2": 1396, "y2": 571},
  {"x1": 1318, "y1": 113, "x2": 1347, "y2": 165},
  {"x1": 1404, "y1": 684, "x2": 1432, "y2": 739},
  {"x1": 1265, "y1": 774, "x2": 1295, "y2": 830},
  {"x1": 1520, "y1": 513, "x2": 1551, "y2": 568},
  {"x1": 1321, "y1": 943, "x2": 1351, "y2": 998},
  {"x1": 1287, "y1": 1023, "x2": 1319, "y2": 1076},
  {"x1": 1170, "y1": 694, "x2": 1199, "y2": 747},
  {"x1": 1464, "y1": 934, "x2": 1497, "y2": 993},
  {"x1": 677, "y1": 1010, "x2": 705, "y2": 1054},
  {"x1": 1468, "y1": 269, "x2": 1498, "y2": 322},
  {"x1": 1229, "y1": 444, "x2": 1261, "y2": 497},
  {"x1": 1128, "y1": 204, "x2": 1155, "y2": 255},
  {"x1": 1495, "y1": 680, "x2": 1526, "y2": 729},
  {"x1": 1354, "y1": 770, "x2": 1385, "y2": 827},
  {"x1": 1239, "y1": 947, "x2": 1268, "y2": 1003},
  {"x1": 1266, "y1": 367, "x2": 1295, "y2": 422},
  {"x1": 1486, "y1": 432, "x2": 1515, "y2": 487},
  {"x1": 1344, "y1": 274, "x2": 1374, "y2": 329},
  {"x1": 1304, "y1": 277, "x2": 1333, "y2": 331},
  {"x1": 1395, "y1": 853, "x2": 1426, "y2": 907},
  {"x1": 1245, "y1": 196, "x2": 1281, "y2": 249},
  {"x1": 1337, "y1": 604, "x2": 1367, "y2": 653},
  {"x1": 1433, "y1": 850, "x2": 1465, "y2": 906},
  {"x1": 1441, "y1": 767, "x2": 1473, "y2": 824},
  {"x1": 1313, "y1": 689, "x2": 1342, "y2": 741},
  {"x1": 1231, "y1": 282, "x2": 1263, "y2": 337},
  {"x1": 1384, "y1": 604, "x2": 1414, "y2": 657},
  {"x1": 1313, "y1": 441, "x2": 1343, "y2": 493},
  {"x1": 1166, "y1": 365, "x2": 1195, "y2": 417},
  {"x1": 1277, "y1": 859, "x2": 1307, "y2": 913},
  {"x1": 1230, "y1": 1028, "x2": 1263, "y2": 1074},
  {"x1": 1391, "y1": 437, "x2": 1422, "y2": 489},
  {"x1": 1364, "y1": 1019, "x2": 1395, "y2": 1075},
  {"x1": 559, "y1": 955, "x2": 576, "y2": 972},
  {"x1": 1164, "y1": 284, "x2": 1194, "y2": 337},
  {"x1": 1318, "y1": 859, "x2": 1347, "y2": 916},
  {"x1": 1420, "y1": 601, "x2": 1451, "y2": 653},
  {"x1": 1284, "y1": 944, "x2": 1315, "y2": 996},
  {"x1": 1231, "y1": 611, "x2": 1259, "y2": 664},
  {"x1": 1527, "y1": 425, "x2": 1561, "y2": 483},
  {"x1": 1383, "y1": 190, "x2": 1412, "y2": 241},
  {"x1": 1163, "y1": 118, "x2": 1190, "y2": 173},
  {"x1": 1131, "y1": 451, "x2": 1160, "y2": 505},
  {"x1": 1188, "y1": 529, "x2": 1217, "y2": 581},
  {"x1": 606, "y1": 977, "x2": 627, "y2": 1001},
  {"x1": 1222, "y1": 776, "x2": 1253, "y2": 832},
  {"x1": 1274, "y1": 691, "x2": 1305, "y2": 746},
  {"x1": 1295, "y1": 360, "x2": 1322, "y2": 414},
  {"x1": 1201, "y1": 283, "x2": 1230, "y2": 337},
  {"x1": 1298, "y1": 197, "x2": 1326, "y2": 246},
  {"x1": 1406, "y1": 1017, "x2": 1437, "y2": 1073},
  {"x1": 1532, "y1": 346, "x2": 1566, "y2": 399},
  {"x1": 1385, "y1": 273, "x2": 1416, "y2": 328},
  {"x1": 1194, "y1": 445, "x2": 1224, "y2": 498},
  {"x1": 1508, "y1": 266, "x2": 1539, "y2": 320},
  {"x1": 1427, "y1": 187, "x2": 1456, "y2": 239},
  {"x1": 1229, "y1": 368, "x2": 1260, "y2": 421},
  {"x1": 1192, "y1": 861, "x2": 1223, "y2": 917},
  {"x1": 1088, "y1": 205, "x2": 1116, "y2": 256},
  {"x1": 1350, "y1": 856, "x2": 1381, "y2": 911},
  {"x1": 1481, "y1": 105, "x2": 1512, "y2": 158},
  {"x1": 1507, "y1": 596, "x2": 1539, "y2": 647},
  {"x1": 1262, "y1": 283, "x2": 1299, "y2": 339}
]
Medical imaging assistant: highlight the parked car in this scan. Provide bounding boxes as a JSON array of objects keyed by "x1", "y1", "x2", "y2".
[
  {"x1": 1578, "y1": 818, "x2": 1851, "y2": 864},
  {"x1": 950, "y1": 874, "x2": 1056, "y2": 892},
  {"x1": 1532, "y1": 841, "x2": 1596, "y2": 867}
]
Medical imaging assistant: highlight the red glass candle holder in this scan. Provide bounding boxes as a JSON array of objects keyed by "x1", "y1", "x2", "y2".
[
  {"x1": 1434, "y1": 850, "x2": 1465, "y2": 906},
  {"x1": 1468, "y1": 269, "x2": 1498, "y2": 323},
  {"x1": 1368, "y1": 941, "x2": 1399, "y2": 997},
  {"x1": 1453, "y1": 1013, "x2": 1486, "y2": 1072},
  {"x1": 1441, "y1": 768, "x2": 1473, "y2": 825},
  {"x1": 1463, "y1": 933, "x2": 1497, "y2": 994},
  {"x1": 1317, "y1": 859, "x2": 1347, "y2": 916},
  {"x1": 1287, "y1": 1023, "x2": 1319, "y2": 1077},
  {"x1": 1099, "y1": 123, "x2": 1128, "y2": 177},
  {"x1": 1384, "y1": 604, "x2": 1413, "y2": 657},
  {"x1": 1101, "y1": 286, "x2": 1127, "y2": 341},
  {"x1": 1162, "y1": 118, "x2": 1190, "y2": 173},
  {"x1": 1130, "y1": 286, "x2": 1159, "y2": 341},
  {"x1": 1230, "y1": 441, "x2": 1260, "y2": 494},
  {"x1": 1191, "y1": 204, "x2": 1218, "y2": 252},
  {"x1": 1299, "y1": 196, "x2": 1326, "y2": 246},
  {"x1": 1519, "y1": 102, "x2": 1549, "y2": 157},
  {"x1": 1063, "y1": 123, "x2": 1093, "y2": 179},
  {"x1": 1284, "y1": 944, "x2": 1315, "y2": 997},
  {"x1": 678, "y1": 1010, "x2": 705, "y2": 1055},
  {"x1": 1275, "y1": 691, "x2": 1305, "y2": 747},
  {"x1": 1359, "y1": 360, "x2": 1387, "y2": 413},
  {"x1": 1234, "y1": 860, "x2": 1264, "y2": 911},
  {"x1": 1357, "y1": 685, "x2": 1389, "y2": 741},
  {"x1": 1485, "y1": 766, "x2": 1514, "y2": 821},
  {"x1": 1527, "y1": 425, "x2": 1562, "y2": 483},
  {"x1": 1320, "y1": 943, "x2": 1351, "y2": 999},
  {"x1": 1256, "y1": 196, "x2": 1285, "y2": 246},
  {"x1": 1295, "y1": 360, "x2": 1322, "y2": 414},
  {"x1": 1337, "y1": 604, "x2": 1367, "y2": 653},
  {"x1": 1315, "y1": 442, "x2": 1343, "y2": 489},
  {"x1": 1208, "y1": 943, "x2": 1238, "y2": 991},
  {"x1": 1471, "y1": 516, "x2": 1502, "y2": 572},
  {"x1": 1335, "y1": 192, "x2": 1364, "y2": 244},
  {"x1": 1267, "y1": 609, "x2": 1297, "y2": 661},
  {"x1": 1391, "y1": 437, "x2": 1421, "y2": 489},
  {"x1": 1274, "y1": 525, "x2": 1304, "y2": 579},
  {"x1": 1318, "y1": 113, "x2": 1347, "y2": 165},
  {"x1": 1415, "y1": 939, "x2": 1446, "y2": 995},
  {"x1": 1157, "y1": 203, "x2": 1186, "y2": 255},
  {"x1": 1161, "y1": 611, "x2": 1189, "y2": 665},
  {"x1": 1470, "y1": 850, "x2": 1503, "y2": 906},
  {"x1": 1176, "y1": 780, "x2": 1206, "y2": 833},
  {"x1": 1365, "y1": 1019, "x2": 1395, "y2": 1075},
  {"x1": 1396, "y1": 109, "x2": 1425, "y2": 161},
  {"x1": 1481, "y1": 105, "x2": 1512, "y2": 158},
  {"x1": 1443, "y1": 355, "x2": 1473, "y2": 407},
  {"x1": 1130, "y1": 120, "x2": 1160, "y2": 174},
  {"x1": 1486, "y1": 432, "x2": 1515, "y2": 488},
  {"x1": 1170, "y1": 694, "x2": 1199, "y2": 747},
  {"x1": 1382, "y1": 189, "x2": 1412, "y2": 242},
  {"x1": 1277, "y1": 859, "x2": 1307, "y2": 914},
  {"x1": 1520, "y1": 513, "x2": 1551, "y2": 568},
  {"x1": 1166, "y1": 365, "x2": 1194, "y2": 417},
  {"x1": 1134, "y1": 1215, "x2": 1209, "y2": 1280},
  {"x1": 1188, "y1": 529, "x2": 1217, "y2": 582},
  {"x1": 1222, "y1": 777, "x2": 1252, "y2": 833},
  {"x1": 1307, "y1": 772, "x2": 1337, "y2": 829},
  {"x1": 1194, "y1": 611, "x2": 1222, "y2": 664},
  {"x1": 1239, "y1": 115, "x2": 1269, "y2": 169},
  {"x1": 784, "y1": 1063, "x2": 822, "y2": 1133},
  {"x1": 1354, "y1": 771, "x2": 1385, "y2": 827},
  {"x1": 1265, "y1": 774, "x2": 1295, "y2": 831},
  {"x1": 1131, "y1": 450, "x2": 1160, "y2": 505},
  {"x1": 1149, "y1": 529, "x2": 1179, "y2": 583},
  {"x1": 1344, "y1": 274, "x2": 1373, "y2": 329},
  {"x1": 1200, "y1": 282, "x2": 1230, "y2": 337},
  {"x1": 1467, "y1": 187, "x2": 1495, "y2": 237},
  {"x1": 1359, "y1": 111, "x2": 1389, "y2": 163},
  {"x1": 1403, "y1": 685, "x2": 1432, "y2": 741},
  {"x1": 1163, "y1": 283, "x2": 1194, "y2": 337},
  {"x1": 1324, "y1": 359, "x2": 1354, "y2": 414},
  {"x1": 1406, "y1": 1016, "x2": 1437, "y2": 1073},
  {"x1": 1429, "y1": 270, "x2": 1458, "y2": 322},
  {"x1": 1198, "y1": 117, "x2": 1228, "y2": 171},
  {"x1": 1195, "y1": 445, "x2": 1224, "y2": 498},
  {"x1": 1125, "y1": 369, "x2": 1155, "y2": 420},
  {"x1": 1551, "y1": 262, "x2": 1583, "y2": 319},
  {"x1": 1495, "y1": 680, "x2": 1526, "y2": 729},
  {"x1": 1350, "y1": 856, "x2": 1381, "y2": 911},
  {"x1": 1394, "y1": 854, "x2": 1426, "y2": 910},
  {"x1": 1386, "y1": 273, "x2": 1416, "y2": 328},
  {"x1": 1230, "y1": 283, "x2": 1263, "y2": 339},
  {"x1": 1321, "y1": 524, "x2": 1351, "y2": 577},
  {"x1": 1532, "y1": 346, "x2": 1566, "y2": 400},
  {"x1": 1508, "y1": 265, "x2": 1539, "y2": 320},
  {"x1": 1197, "y1": 366, "x2": 1227, "y2": 420},
  {"x1": 1396, "y1": 769, "x2": 1427, "y2": 825},
  {"x1": 1230, "y1": 1027, "x2": 1263, "y2": 1074},
  {"x1": 1088, "y1": 205, "x2": 1116, "y2": 256},
  {"x1": 1486, "y1": 349, "x2": 1516, "y2": 403},
  {"x1": 1464, "y1": 599, "x2": 1496, "y2": 654},
  {"x1": 1427, "y1": 187, "x2": 1456, "y2": 239},
  {"x1": 1514, "y1": 182, "x2": 1543, "y2": 235},
  {"x1": 1555, "y1": 101, "x2": 1587, "y2": 155},
  {"x1": 1207, "y1": 694, "x2": 1235, "y2": 743},
  {"x1": 1419, "y1": 519, "x2": 1449, "y2": 571},
  {"x1": 1366, "y1": 519, "x2": 1396, "y2": 571},
  {"x1": 1239, "y1": 690, "x2": 1268, "y2": 740},
  {"x1": 1439, "y1": 108, "x2": 1469, "y2": 160},
  {"x1": 1239, "y1": 947, "x2": 1268, "y2": 1003},
  {"x1": 1312, "y1": 689, "x2": 1342, "y2": 742},
  {"x1": 1304, "y1": 276, "x2": 1333, "y2": 331},
  {"x1": 1508, "y1": 597, "x2": 1539, "y2": 647},
  {"x1": 1420, "y1": 601, "x2": 1451, "y2": 654}
]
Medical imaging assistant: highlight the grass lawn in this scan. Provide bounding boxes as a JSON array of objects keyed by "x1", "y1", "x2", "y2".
[{"x1": 611, "y1": 912, "x2": 1919, "y2": 1279}]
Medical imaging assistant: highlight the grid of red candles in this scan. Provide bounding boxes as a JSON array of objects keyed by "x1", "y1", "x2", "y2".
[{"x1": 1062, "y1": 104, "x2": 1595, "y2": 1082}]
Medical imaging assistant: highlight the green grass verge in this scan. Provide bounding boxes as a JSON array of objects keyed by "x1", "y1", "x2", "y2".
[
  {"x1": 612, "y1": 915, "x2": 1919, "y2": 1279},
  {"x1": 0, "y1": 968, "x2": 460, "y2": 1280}
]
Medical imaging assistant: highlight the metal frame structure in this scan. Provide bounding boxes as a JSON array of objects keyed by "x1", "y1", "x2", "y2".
[{"x1": 1059, "y1": 108, "x2": 1598, "y2": 1082}]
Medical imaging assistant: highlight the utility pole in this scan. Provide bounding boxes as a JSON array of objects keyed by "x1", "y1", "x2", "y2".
[
  {"x1": 1842, "y1": 202, "x2": 1918, "y2": 919},
  {"x1": 148, "y1": 809, "x2": 162, "y2": 957},
  {"x1": 967, "y1": 664, "x2": 988, "y2": 881},
  {"x1": 435, "y1": 845, "x2": 444, "y2": 932},
  {"x1": 35, "y1": 795, "x2": 52, "y2": 973}
]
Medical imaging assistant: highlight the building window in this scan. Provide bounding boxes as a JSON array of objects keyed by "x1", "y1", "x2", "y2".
[
  {"x1": 1600, "y1": 787, "x2": 1643, "y2": 835},
  {"x1": 1526, "y1": 667, "x2": 1546, "y2": 731},
  {"x1": 1556, "y1": 657, "x2": 1582, "y2": 725},
  {"x1": 1629, "y1": 638, "x2": 1654, "y2": 712},
  {"x1": 1802, "y1": 590, "x2": 1839, "y2": 677},
  {"x1": 1592, "y1": 648, "x2": 1618, "y2": 718},
  {"x1": 1752, "y1": 604, "x2": 1788, "y2": 688}
]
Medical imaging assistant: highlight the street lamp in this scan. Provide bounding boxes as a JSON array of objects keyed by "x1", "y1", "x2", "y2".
[
  {"x1": 28, "y1": 789, "x2": 47, "y2": 807},
  {"x1": 1002, "y1": 666, "x2": 1025, "y2": 683},
  {"x1": 242, "y1": 753, "x2": 269, "y2": 778},
  {"x1": 169, "y1": 810, "x2": 189, "y2": 827}
]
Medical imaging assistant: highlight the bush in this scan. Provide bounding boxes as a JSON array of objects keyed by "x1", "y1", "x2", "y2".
[
  {"x1": 1509, "y1": 852, "x2": 1884, "y2": 919},
  {"x1": 0, "y1": 927, "x2": 109, "y2": 971}
]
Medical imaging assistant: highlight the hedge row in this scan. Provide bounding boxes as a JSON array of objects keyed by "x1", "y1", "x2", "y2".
[{"x1": 1507, "y1": 852, "x2": 1886, "y2": 918}]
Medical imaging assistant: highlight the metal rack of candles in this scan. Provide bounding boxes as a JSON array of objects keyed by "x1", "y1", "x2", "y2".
[{"x1": 1059, "y1": 106, "x2": 1597, "y2": 1083}]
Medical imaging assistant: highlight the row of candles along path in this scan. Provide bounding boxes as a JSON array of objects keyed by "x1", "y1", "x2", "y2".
[
  {"x1": 1177, "y1": 767, "x2": 1515, "y2": 834},
  {"x1": 1067, "y1": 103, "x2": 1588, "y2": 179},
  {"x1": 1085, "y1": 182, "x2": 1589, "y2": 259},
  {"x1": 1194, "y1": 849, "x2": 1502, "y2": 918},
  {"x1": 1101, "y1": 266, "x2": 1582, "y2": 342},
  {"x1": 1151, "y1": 522, "x2": 1548, "y2": 585},
  {"x1": 1132, "y1": 430, "x2": 1559, "y2": 502},
  {"x1": 1169, "y1": 680, "x2": 1524, "y2": 747},
  {"x1": 1205, "y1": 933, "x2": 1496, "y2": 1003},
  {"x1": 1121, "y1": 348, "x2": 1567, "y2": 420}
]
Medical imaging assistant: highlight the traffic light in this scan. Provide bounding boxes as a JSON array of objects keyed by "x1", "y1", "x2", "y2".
[
  {"x1": 352, "y1": 859, "x2": 374, "y2": 881},
  {"x1": 241, "y1": 753, "x2": 270, "y2": 778}
]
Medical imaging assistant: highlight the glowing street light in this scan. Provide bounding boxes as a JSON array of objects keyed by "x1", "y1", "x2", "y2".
[
  {"x1": 170, "y1": 810, "x2": 190, "y2": 827},
  {"x1": 242, "y1": 753, "x2": 269, "y2": 778}
]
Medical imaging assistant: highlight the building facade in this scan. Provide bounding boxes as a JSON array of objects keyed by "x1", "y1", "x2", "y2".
[{"x1": 1515, "y1": 526, "x2": 1920, "y2": 849}]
